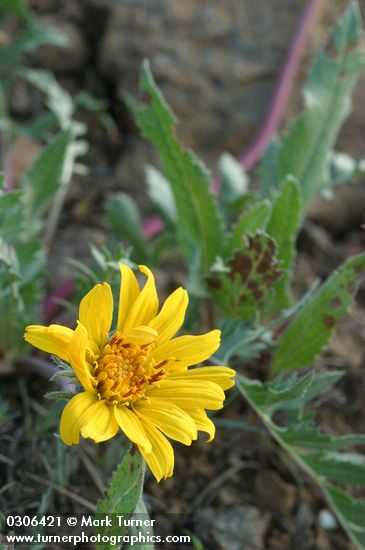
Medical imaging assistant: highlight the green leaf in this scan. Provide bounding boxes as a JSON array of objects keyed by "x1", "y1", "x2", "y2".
[
  {"x1": 0, "y1": 26, "x2": 67, "y2": 66},
  {"x1": 208, "y1": 232, "x2": 282, "y2": 320},
  {"x1": 130, "y1": 60, "x2": 224, "y2": 273},
  {"x1": 48, "y1": 369, "x2": 78, "y2": 384},
  {"x1": 273, "y1": 253, "x2": 365, "y2": 370},
  {"x1": 0, "y1": 189, "x2": 23, "y2": 242},
  {"x1": 258, "y1": 137, "x2": 281, "y2": 197},
  {"x1": 218, "y1": 152, "x2": 248, "y2": 204},
  {"x1": 240, "y1": 371, "x2": 314, "y2": 410},
  {"x1": 224, "y1": 200, "x2": 271, "y2": 259},
  {"x1": 24, "y1": 70, "x2": 74, "y2": 129},
  {"x1": 299, "y1": 370, "x2": 344, "y2": 405},
  {"x1": 236, "y1": 371, "x2": 365, "y2": 549},
  {"x1": 44, "y1": 391, "x2": 74, "y2": 401},
  {"x1": 126, "y1": 496, "x2": 154, "y2": 550},
  {"x1": 19, "y1": 111, "x2": 58, "y2": 140},
  {"x1": 326, "y1": 484, "x2": 365, "y2": 542},
  {"x1": 273, "y1": 2, "x2": 364, "y2": 209},
  {"x1": 74, "y1": 90, "x2": 109, "y2": 113},
  {"x1": 21, "y1": 130, "x2": 70, "y2": 223},
  {"x1": 329, "y1": 152, "x2": 362, "y2": 186},
  {"x1": 96, "y1": 447, "x2": 144, "y2": 548},
  {"x1": 105, "y1": 193, "x2": 149, "y2": 262},
  {"x1": 0, "y1": 0, "x2": 33, "y2": 24},
  {"x1": 0, "y1": 237, "x2": 44, "y2": 356},
  {"x1": 145, "y1": 165, "x2": 177, "y2": 226},
  {"x1": 302, "y1": 452, "x2": 365, "y2": 486},
  {"x1": 266, "y1": 176, "x2": 302, "y2": 310},
  {"x1": 282, "y1": 428, "x2": 365, "y2": 451},
  {"x1": 275, "y1": 279, "x2": 320, "y2": 327},
  {"x1": 13, "y1": 241, "x2": 45, "y2": 319},
  {"x1": 215, "y1": 319, "x2": 273, "y2": 364}
]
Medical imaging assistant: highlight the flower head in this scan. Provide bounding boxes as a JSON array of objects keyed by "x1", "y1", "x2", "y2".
[{"x1": 25, "y1": 264, "x2": 235, "y2": 481}]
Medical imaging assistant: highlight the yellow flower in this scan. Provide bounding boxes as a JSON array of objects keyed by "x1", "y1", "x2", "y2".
[{"x1": 24, "y1": 264, "x2": 235, "y2": 481}]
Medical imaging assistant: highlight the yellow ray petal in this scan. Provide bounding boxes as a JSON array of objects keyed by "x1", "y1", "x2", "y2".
[
  {"x1": 187, "y1": 408, "x2": 216, "y2": 442},
  {"x1": 114, "y1": 405, "x2": 152, "y2": 454},
  {"x1": 124, "y1": 265, "x2": 159, "y2": 330},
  {"x1": 148, "y1": 288, "x2": 188, "y2": 344},
  {"x1": 151, "y1": 330, "x2": 221, "y2": 368},
  {"x1": 68, "y1": 322, "x2": 95, "y2": 391},
  {"x1": 169, "y1": 366, "x2": 236, "y2": 390},
  {"x1": 79, "y1": 283, "x2": 113, "y2": 350},
  {"x1": 135, "y1": 399, "x2": 197, "y2": 445},
  {"x1": 117, "y1": 263, "x2": 140, "y2": 331},
  {"x1": 60, "y1": 391, "x2": 98, "y2": 445},
  {"x1": 123, "y1": 326, "x2": 158, "y2": 345},
  {"x1": 80, "y1": 400, "x2": 119, "y2": 443},
  {"x1": 138, "y1": 418, "x2": 174, "y2": 482},
  {"x1": 24, "y1": 324, "x2": 73, "y2": 363},
  {"x1": 146, "y1": 380, "x2": 225, "y2": 410}
]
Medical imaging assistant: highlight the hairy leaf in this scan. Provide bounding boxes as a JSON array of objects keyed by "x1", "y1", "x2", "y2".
[
  {"x1": 282, "y1": 426, "x2": 365, "y2": 451},
  {"x1": 263, "y1": 2, "x2": 364, "y2": 209},
  {"x1": 267, "y1": 176, "x2": 302, "y2": 310},
  {"x1": 0, "y1": 27, "x2": 67, "y2": 67},
  {"x1": 258, "y1": 137, "x2": 281, "y2": 197},
  {"x1": 241, "y1": 371, "x2": 314, "y2": 411},
  {"x1": 215, "y1": 319, "x2": 274, "y2": 364},
  {"x1": 145, "y1": 165, "x2": 177, "y2": 226},
  {"x1": 0, "y1": 0, "x2": 33, "y2": 24},
  {"x1": 326, "y1": 485, "x2": 365, "y2": 547},
  {"x1": 300, "y1": 370, "x2": 344, "y2": 405},
  {"x1": 208, "y1": 232, "x2": 282, "y2": 320},
  {"x1": 304, "y1": 452, "x2": 365, "y2": 486},
  {"x1": 219, "y1": 152, "x2": 249, "y2": 204},
  {"x1": 224, "y1": 200, "x2": 271, "y2": 259},
  {"x1": 237, "y1": 371, "x2": 365, "y2": 549},
  {"x1": 127, "y1": 496, "x2": 154, "y2": 550},
  {"x1": 96, "y1": 446, "x2": 144, "y2": 547},
  {"x1": 25, "y1": 70, "x2": 74, "y2": 129},
  {"x1": 0, "y1": 190, "x2": 23, "y2": 243},
  {"x1": 44, "y1": 391, "x2": 74, "y2": 401},
  {"x1": 130, "y1": 60, "x2": 223, "y2": 273},
  {"x1": 0, "y1": 239, "x2": 44, "y2": 355},
  {"x1": 21, "y1": 130, "x2": 70, "y2": 223},
  {"x1": 105, "y1": 193, "x2": 149, "y2": 262},
  {"x1": 273, "y1": 253, "x2": 365, "y2": 370}
]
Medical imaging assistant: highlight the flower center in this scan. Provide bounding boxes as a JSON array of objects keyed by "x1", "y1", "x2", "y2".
[{"x1": 94, "y1": 331, "x2": 166, "y2": 405}]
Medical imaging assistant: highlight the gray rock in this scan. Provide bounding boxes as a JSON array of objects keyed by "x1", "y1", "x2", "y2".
[
  {"x1": 194, "y1": 505, "x2": 270, "y2": 550},
  {"x1": 309, "y1": 184, "x2": 365, "y2": 237},
  {"x1": 114, "y1": 138, "x2": 157, "y2": 215},
  {"x1": 98, "y1": 0, "x2": 304, "y2": 163},
  {"x1": 254, "y1": 470, "x2": 297, "y2": 516}
]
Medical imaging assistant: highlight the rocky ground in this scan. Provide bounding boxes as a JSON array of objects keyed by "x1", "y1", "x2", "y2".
[{"x1": 2, "y1": 0, "x2": 365, "y2": 548}]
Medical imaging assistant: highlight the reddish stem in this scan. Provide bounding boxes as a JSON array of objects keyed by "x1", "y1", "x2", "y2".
[
  {"x1": 240, "y1": 0, "x2": 322, "y2": 170},
  {"x1": 142, "y1": 215, "x2": 164, "y2": 239}
]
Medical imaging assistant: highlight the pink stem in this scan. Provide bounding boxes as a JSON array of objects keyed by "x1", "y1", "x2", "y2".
[
  {"x1": 142, "y1": 215, "x2": 164, "y2": 239},
  {"x1": 240, "y1": 0, "x2": 322, "y2": 170}
]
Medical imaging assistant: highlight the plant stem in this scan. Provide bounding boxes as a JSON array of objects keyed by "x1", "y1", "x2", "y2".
[
  {"x1": 240, "y1": 0, "x2": 323, "y2": 171},
  {"x1": 238, "y1": 375, "x2": 363, "y2": 550}
]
